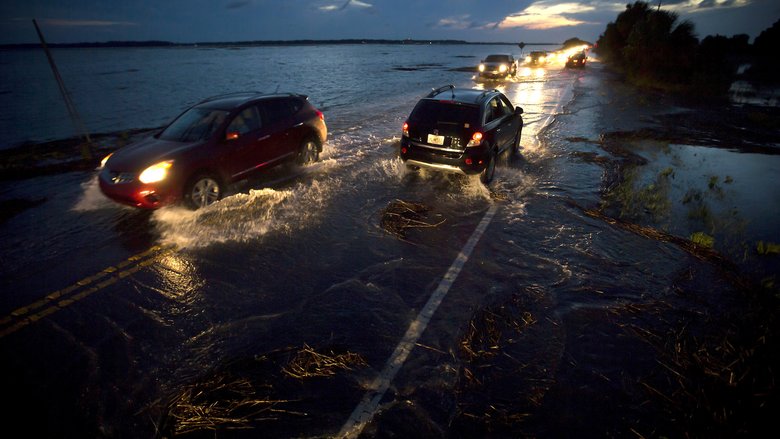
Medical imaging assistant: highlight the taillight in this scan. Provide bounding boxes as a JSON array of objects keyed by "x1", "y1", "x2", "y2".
[
  {"x1": 316, "y1": 110, "x2": 324, "y2": 121},
  {"x1": 402, "y1": 121, "x2": 409, "y2": 137},
  {"x1": 467, "y1": 132, "x2": 483, "y2": 147}
]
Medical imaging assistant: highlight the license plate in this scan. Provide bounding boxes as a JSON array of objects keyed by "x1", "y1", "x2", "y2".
[{"x1": 427, "y1": 134, "x2": 445, "y2": 145}]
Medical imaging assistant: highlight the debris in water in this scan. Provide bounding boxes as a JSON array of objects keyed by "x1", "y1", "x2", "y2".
[
  {"x1": 381, "y1": 199, "x2": 444, "y2": 239},
  {"x1": 282, "y1": 343, "x2": 367, "y2": 379}
]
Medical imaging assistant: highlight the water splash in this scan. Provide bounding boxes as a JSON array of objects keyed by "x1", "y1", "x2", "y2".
[
  {"x1": 151, "y1": 179, "x2": 338, "y2": 249},
  {"x1": 72, "y1": 174, "x2": 119, "y2": 212}
]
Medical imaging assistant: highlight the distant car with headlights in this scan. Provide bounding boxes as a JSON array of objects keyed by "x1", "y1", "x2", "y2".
[
  {"x1": 478, "y1": 54, "x2": 517, "y2": 79},
  {"x1": 399, "y1": 85, "x2": 523, "y2": 185},
  {"x1": 566, "y1": 51, "x2": 588, "y2": 68},
  {"x1": 99, "y1": 92, "x2": 327, "y2": 209},
  {"x1": 525, "y1": 51, "x2": 548, "y2": 65}
]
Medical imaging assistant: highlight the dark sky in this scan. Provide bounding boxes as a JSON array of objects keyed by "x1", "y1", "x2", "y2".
[{"x1": 1, "y1": 0, "x2": 777, "y2": 44}]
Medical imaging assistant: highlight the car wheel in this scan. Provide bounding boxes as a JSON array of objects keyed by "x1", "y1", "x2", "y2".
[
  {"x1": 185, "y1": 174, "x2": 222, "y2": 210},
  {"x1": 480, "y1": 150, "x2": 496, "y2": 185},
  {"x1": 297, "y1": 137, "x2": 320, "y2": 165}
]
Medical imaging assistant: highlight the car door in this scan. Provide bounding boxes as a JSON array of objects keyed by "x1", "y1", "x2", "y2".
[
  {"x1": 220, "y1": 105, "x2": 270, "y2": 180},
  {"x1": 496, "y1": 95, "x2": 521, "y2": 150},
  {"x1": 484, "y1": 96, "x2": 514, "y2": 151},
  {"x1": 257, "y1": 98, "x2": 302, "y2": 164}
]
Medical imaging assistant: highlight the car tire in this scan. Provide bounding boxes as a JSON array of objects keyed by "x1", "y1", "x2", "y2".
[
  {"x1": 184, "y1": 174, "x2": 222, "y2": 210},
  {"x1": 480, "y1": 150, "x2": 496, "y2": 185},
  {"x1": 297, "y1": 137, "x2": 320, "y2": 165},
  {"x1": 512, "y1": 127, "x2": 522, "y2": 155}
]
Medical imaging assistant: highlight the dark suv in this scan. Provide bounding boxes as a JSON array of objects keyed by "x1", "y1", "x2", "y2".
[
  {"x1": 99, "y1": 92, "x2": 327, "y2": 209},
  {"x1": 478, "y1": 54, "x2": 517, "y2": 79},
  {"x1": 400, "y1": 85, "x2": 523, "y2": 184},
  {"x1": 525, "y1": 51, "x2": 548, "y2": 65},
  {"x1": 565, "y1": 51, "x2": 588, "y2": 68}
]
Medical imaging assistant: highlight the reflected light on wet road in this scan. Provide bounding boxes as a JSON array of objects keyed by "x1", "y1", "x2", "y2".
[{"x1": 150, "y1": 252, "x2": 204, "y2": 305}]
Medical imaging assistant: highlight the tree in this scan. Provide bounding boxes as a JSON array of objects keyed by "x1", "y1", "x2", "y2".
[
  {"x1": 746, "y1": 19, "x2": 780, "y2": 83},
  {"x1": 561, "y1": 37, "x2": 591, "y2": 50}
]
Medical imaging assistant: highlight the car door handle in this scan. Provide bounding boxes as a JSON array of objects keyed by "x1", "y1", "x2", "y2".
[
  {"x1": 293, "y1": 122, "x2": 304, "y2": 127},
  {"x1": 257, "y1": 135, "x2": 270, "y2": 141}
]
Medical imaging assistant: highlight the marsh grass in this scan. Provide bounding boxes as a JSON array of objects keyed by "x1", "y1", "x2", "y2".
[
  {"x1": 607, "y1": 166, "x2": 674, "y2": 224},
  {"x1": 0, "y1": 127, "x2": 157, "y2": 180}
]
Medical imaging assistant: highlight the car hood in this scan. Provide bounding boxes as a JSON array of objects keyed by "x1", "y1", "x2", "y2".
[
  {"x1": 482, "y1": 61, "x2": 511, "y2": 66},
  {"x1": 106, "y1": 136, "x2": 199, "y2": 172}
]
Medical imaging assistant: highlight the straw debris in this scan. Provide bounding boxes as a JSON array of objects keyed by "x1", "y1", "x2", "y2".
[
  {"x1": 381, "y1": 199, "x2": 445, "y2": 239},
  {"x1": 282, "y1": 343, "x2": 367, "y2": 379},
  {"x1": 164, "y1": 373, "x2": 291, "y2": 436}
]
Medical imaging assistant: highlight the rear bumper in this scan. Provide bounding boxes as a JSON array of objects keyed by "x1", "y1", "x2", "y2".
[{"x1": 399, "y1": 138, "x2": 489, "y2": 175}]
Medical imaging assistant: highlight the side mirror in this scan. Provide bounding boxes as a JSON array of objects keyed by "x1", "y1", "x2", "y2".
[
  {"x1": 515, "y1": 107, "x2": 524, "y2": 115},
  {"x1": 226, "y1": 131, "x2": 240, "y2": 141}
]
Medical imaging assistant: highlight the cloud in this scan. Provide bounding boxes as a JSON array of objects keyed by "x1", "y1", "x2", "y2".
[
  {"x1": 662, "y1": 0, "x2": 752, "y2": 13},
  {"x1": 498, "y1": 1, "x2": 598, "y2": 30},
  {"x1": 319, "y1": 0, "x2": 373, "y2": 12},
  {"x1": 435, "y1": 15, "x2": 488, "y2": 30},
  {"x1": 39, "y1": 19, "x2": 137, "y2": 27},
  {"x1": 434, "y1": 13, "x2": 515, "y2": 31}
]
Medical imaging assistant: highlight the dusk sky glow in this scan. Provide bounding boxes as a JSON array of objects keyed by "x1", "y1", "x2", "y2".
[{"x1": 1, "y1": 0, "x2": 777, "y2": 45}]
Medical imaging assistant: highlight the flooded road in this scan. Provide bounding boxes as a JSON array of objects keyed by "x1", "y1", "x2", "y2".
[{"x1": 1, "y1": 46, "x2": 778, "y2": 438}]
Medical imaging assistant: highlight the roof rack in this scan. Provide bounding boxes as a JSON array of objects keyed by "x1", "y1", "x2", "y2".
[
  {"x1": 479, "y1": 89, "x2": 499, "y2": 98},
  {"x1": 196, "y1": 91, "x2": 264, "y2": 105},
  {"x1": 427, "y1": 84, "x2": 455, "y2": 99},
  {"x1": 196, "y1": 91, "x2": 305, "y2": 105}
]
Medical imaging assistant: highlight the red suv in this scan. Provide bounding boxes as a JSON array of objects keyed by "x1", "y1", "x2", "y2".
[{"x1": 99, "y1": 92, "x2": 327, "y2": 209}]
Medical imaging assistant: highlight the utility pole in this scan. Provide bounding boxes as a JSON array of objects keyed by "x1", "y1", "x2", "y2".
[{"x1": 32, "y1": 19, "x2": 93, "y2": 161}]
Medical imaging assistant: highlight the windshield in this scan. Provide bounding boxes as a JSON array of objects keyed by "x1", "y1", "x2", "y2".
[
  {"x1": 409, "y1": 100, "x2": 479, "y2": 127},
  {"x1": 485, "y1": 55, "x2": 510, "y2": 62},
  {"x1": 158, "y1": 107, "x2": 229, "y2": 142}
]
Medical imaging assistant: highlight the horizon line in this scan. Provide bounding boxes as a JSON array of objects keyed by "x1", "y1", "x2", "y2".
[{"x1": 0, "y1": 38, "x2": 573, "y2": 49}]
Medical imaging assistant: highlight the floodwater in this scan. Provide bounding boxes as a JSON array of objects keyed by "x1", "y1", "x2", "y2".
[{"x1": 0, "y1": 45, "x2": 778, "y2": 438}]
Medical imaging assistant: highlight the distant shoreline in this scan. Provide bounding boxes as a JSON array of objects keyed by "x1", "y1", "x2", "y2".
[{"x1": 0, "y1": 39, "x2": 561, "y2": 50}]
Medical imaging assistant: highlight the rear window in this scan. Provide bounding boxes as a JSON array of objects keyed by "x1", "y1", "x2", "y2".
[
  {"x1": 485, "y1": 55, "x2": 510, "y2": 62},
  {"x1": 262, "y1": 98, "x2": 303, "y2": 125},
  {"x1": 408, "y1": 100, "x2": 479, "y2": 127}
]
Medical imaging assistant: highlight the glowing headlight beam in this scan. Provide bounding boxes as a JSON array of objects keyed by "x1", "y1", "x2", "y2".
[
  {"x1": 100, "y1": 153, "x2": 113, "y2": 168},
  {"x1": 139, "y1": 160, "x2": 173, "y2": 184}
]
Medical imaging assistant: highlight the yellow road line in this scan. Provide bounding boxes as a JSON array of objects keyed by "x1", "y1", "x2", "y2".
[{"x1": 0, "y1": 244, "x2": 177, "y2": 339}]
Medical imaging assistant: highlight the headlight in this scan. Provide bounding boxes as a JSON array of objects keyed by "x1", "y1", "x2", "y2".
[
  {"x1": 525, "y1": 56, "x2": 531, "y2": 63},
  {"x1": 478, "y1": 64, "x2": 485, "y2": 72},
  {"x1": 499, "y1": 64, "x2": 507, "y2": 73},
  {"x1": 100, "y1": 153, "x2": 113, "y2": 168},
  {"x1": 138, "y1": 160, "x2": 173, "y2": 184}
]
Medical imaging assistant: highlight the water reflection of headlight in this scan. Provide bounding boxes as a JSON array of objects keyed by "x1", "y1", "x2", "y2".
[{"x1": 153, "y1": 252, "x2": 204, "y2": 304}]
